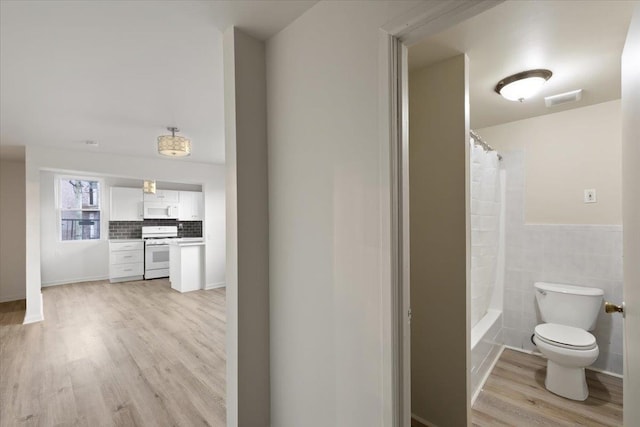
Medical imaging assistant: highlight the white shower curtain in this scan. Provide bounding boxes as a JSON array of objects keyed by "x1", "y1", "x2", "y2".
[{"x1": 470, "y1": 140, "x2": 502, "y2": 328}]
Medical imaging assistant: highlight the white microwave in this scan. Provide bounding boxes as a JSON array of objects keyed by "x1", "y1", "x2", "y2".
[{"x1": 143, "y1": 202, "x2": 179, "y2": 219}]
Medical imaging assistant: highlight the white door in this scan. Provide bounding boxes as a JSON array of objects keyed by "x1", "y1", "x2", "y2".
[{"x1": 621, "y1": 5, "x2": 639, "y2": 425}]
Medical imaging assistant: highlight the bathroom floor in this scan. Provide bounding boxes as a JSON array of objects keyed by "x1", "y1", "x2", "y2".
[{"x1": 472, "y1": 348, "x2": 623, "y2": 426}]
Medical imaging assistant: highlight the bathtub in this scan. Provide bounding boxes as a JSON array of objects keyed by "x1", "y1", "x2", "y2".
[{"x1": 471, "y1": 309, "x2": 504, "y2": 404}]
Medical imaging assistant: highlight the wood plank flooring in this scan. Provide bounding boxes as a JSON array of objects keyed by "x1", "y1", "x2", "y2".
[
  {"x1": 412, "y1": 348, "x2": 622, "y2": 427},
  {"x1": 472, "y1": 348, "x2": 623, "y2": 427},
  {"x1": 0, "y1": 279, "x2": 226, "y2": 427}
]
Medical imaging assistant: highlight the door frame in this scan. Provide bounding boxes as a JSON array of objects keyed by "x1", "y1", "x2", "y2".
[{"x1": 378, "y1": 2, "x2": 502, "y2": 425}]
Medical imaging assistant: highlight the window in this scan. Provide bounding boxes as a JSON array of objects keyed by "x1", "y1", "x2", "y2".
[{"x1": 58, "y1": 177, "x2": 102, "y2": 241}]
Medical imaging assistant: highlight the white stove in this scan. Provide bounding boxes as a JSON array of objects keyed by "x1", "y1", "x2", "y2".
[{"x1": 142, "y1": 226, "x2": 177, "y2": 279}]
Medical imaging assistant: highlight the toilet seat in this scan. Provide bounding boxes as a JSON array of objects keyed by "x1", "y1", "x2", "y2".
[{"x1": 534, "y1": 323, "x2": 597, "y2": 350}]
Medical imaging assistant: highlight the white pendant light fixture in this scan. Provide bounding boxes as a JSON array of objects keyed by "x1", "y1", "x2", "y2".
[
  {"x1": 143, "y1": 180, "x2": 156, "y2": 194},
  {"x1": 158, "y1": 126, "x2": 191, "y2": 157},
  {"x1": 495, "y1": 69, "x2": 552, "y2": 102}
]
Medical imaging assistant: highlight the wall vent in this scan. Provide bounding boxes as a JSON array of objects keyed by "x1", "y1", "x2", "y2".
[{"x1": 544, "y1": 89, "x2": 583, "y2": 108}]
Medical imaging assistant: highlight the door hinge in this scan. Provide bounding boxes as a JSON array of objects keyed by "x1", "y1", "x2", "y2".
[{"x1": 408, "y1": 308, "x2": 412, "y2": 323}]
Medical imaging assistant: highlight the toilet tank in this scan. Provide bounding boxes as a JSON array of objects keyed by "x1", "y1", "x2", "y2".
[{"x1": 534, "y1": 282, "x2": 604, "y2": 331}]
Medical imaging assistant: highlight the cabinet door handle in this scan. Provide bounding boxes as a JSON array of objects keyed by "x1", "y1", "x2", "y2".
[
  {"x1": 123, "y1": 269, "x2": 133, "y2": 272},
  {"x1": 123, "y1": 255, "x2": 133, "y2": 258}
]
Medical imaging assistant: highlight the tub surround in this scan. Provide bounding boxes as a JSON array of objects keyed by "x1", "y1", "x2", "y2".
[
  {"x1": 469, "y1": 144, "x2": 502, "y2": 328},
  {"x1": 469, "y1": 166, "x2": 506, "y2": 402}
]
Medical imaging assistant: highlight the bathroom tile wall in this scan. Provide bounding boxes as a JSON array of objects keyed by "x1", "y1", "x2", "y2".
[{"x1": 502, "y1": 150, "x2": 624, "y2": 375}]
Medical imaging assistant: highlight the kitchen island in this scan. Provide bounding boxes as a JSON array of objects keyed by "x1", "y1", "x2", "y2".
[{"x1": 169, "y1": 239, "x2": 205, "y2": 293}]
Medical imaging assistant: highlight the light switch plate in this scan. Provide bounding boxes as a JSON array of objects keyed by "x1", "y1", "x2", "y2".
[{"x1": 584, "y1": 189, "x2": 597, "y2": 203}]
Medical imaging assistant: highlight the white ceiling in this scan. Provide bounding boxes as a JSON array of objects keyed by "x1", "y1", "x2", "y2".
[
  {"x1": 409, "y1": 0, "x2": 636, "y2": 129},
  {"x1": 0, "y1": 0, "x2": 317, "y2": 164}
]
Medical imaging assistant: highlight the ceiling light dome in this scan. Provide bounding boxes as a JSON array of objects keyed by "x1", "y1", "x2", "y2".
[
  {"x1": 495, "y1": 69, "x2": 552, "y2": 102},
  {"x1": 158, "y1": 127, "x2": 191, "y2": 157}
]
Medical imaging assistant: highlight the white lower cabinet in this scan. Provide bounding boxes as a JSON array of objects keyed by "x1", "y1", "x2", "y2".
[{"x1": 109, "y1": 241, "x2": 144, "y2": 283}]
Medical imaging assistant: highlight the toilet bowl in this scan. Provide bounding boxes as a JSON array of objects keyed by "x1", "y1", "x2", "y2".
[
  {"x1": 533, "y1": 282, "x2": 603, "y2": 401},
  {"x1": 533, "y1": 323, "x2": 599, "y2": 400}
]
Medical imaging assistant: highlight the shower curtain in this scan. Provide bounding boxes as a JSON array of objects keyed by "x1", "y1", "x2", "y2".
[{"x1": 470, "y1": 140, "x2": 502, "y2": 328}]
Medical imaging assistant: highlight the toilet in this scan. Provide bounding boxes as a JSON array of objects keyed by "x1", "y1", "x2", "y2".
[{"x1": 533, "y1": 282, "x2": 604, "y2": 401}]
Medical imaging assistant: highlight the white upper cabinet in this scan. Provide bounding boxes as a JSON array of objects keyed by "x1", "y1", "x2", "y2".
[
  {"x1": 110, "y1": 187, "x2": 144, "y2": 221},
  {"x1": 179, "y1": 191, "x2": 204, "y2": 221},
  {"x1": 143, "y1": 189, "x2": 180, "y2": 203}
]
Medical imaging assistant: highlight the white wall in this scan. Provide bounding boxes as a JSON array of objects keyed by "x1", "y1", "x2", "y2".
[
  {"x1": 621, "y1": 4, "x2": 640, "y2": 418},
  {"x1": 24, "y1": 146, "x2": 225, "y2": 323},
  {"x1": 266, "y1": 2, "x2": 421, "y2": 426},
  {"x1": 0, "y1": 158, "x2": 26, "y2": 302},
  {"x1": 478, "y1": 100, "x2": 622, "y2": 225}
]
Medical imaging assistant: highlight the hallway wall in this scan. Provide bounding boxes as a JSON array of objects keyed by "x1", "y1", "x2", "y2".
[
  {"x1": 265, "y1": 2, "x2": 422, "y2": 426},
  {"x1": 0, "y1": 157, "x2": 26, "y2": 302}
]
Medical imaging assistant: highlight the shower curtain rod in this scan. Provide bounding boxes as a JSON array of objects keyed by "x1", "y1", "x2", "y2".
[{"x1": 470, "y1": 130, "x2": 502, "y2": 161}]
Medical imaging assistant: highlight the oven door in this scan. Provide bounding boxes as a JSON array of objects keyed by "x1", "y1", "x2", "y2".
[{"x1": 145, "y1": 244, "x2": 170, "y2": 270}]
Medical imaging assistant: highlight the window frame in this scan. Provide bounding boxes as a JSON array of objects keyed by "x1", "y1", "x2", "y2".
[{"x1": 55, "y1": 175, "x2": 105, "y2": 243}]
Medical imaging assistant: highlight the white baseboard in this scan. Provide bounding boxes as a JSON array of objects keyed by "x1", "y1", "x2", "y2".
[
  {"x1": 0, "y1": 293, "x2": 26, "y2": 303},
  {"x1": 23, "y1": 292, "x2": 44, "y2": 324},
  {"x1": 504, "y1": 345, "x2": 623, "y2": 378},
  {"x1": 41, "y1": 275, "x2": 109, "y2": 287},
  {"x1": 205, "y1": 282, "x2": 226, "y2": 290}
]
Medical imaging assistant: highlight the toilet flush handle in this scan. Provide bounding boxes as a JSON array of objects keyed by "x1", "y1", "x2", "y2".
[{"x1": 604, "y1": 301, "x2": 625, "y2": 317}]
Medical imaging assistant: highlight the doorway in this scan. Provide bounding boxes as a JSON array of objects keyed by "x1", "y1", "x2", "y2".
[{"x1": 383, "y1": 1, "x2": 639, "y2": 425}]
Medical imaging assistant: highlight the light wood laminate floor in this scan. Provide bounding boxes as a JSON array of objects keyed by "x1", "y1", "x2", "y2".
[
  {"x1": 0, "y1": 279, "x2": 226, "y2": 427},
  {"x1": 472, "y1": 348, "x2": 623, "y2": 426},
  {"x1": 412, "y1": 348, "x2": 622, "y2": 427}
]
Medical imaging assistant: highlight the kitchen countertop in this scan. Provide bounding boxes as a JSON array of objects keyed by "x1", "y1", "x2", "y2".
[
  {"x1": 169, "y1": 240, "x2": 205, "y2": 247},
  {"x1": 177, "y1": 237, "x2": 204, "y2": 242},
  {"x1": 108, "y1": 239, "x2": 143, "y2": 242}
]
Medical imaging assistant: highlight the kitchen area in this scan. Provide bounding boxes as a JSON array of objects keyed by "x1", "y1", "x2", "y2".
[
  {"x1": 109, "y1": 185, "x2": 207, "y2": 292},
  {"x1": 38, "y1": 169, "x2": 226, "y2": 294}
]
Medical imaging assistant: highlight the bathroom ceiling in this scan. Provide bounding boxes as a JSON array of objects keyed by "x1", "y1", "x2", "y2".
[
  {"x1": 408, "y1": 0, "x2": 635, "y2": 129},
  {"x1": 0, "y1": 1, "x2": 317, "y2": 164}
]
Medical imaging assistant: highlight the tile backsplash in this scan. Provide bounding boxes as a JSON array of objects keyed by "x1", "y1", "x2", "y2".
[
  {"x1": 109, "y1": 220, "x2": 202, "y2": 239},
  {"x1": 502, "y1": 150, "x2": 623, "y2": 375}
]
